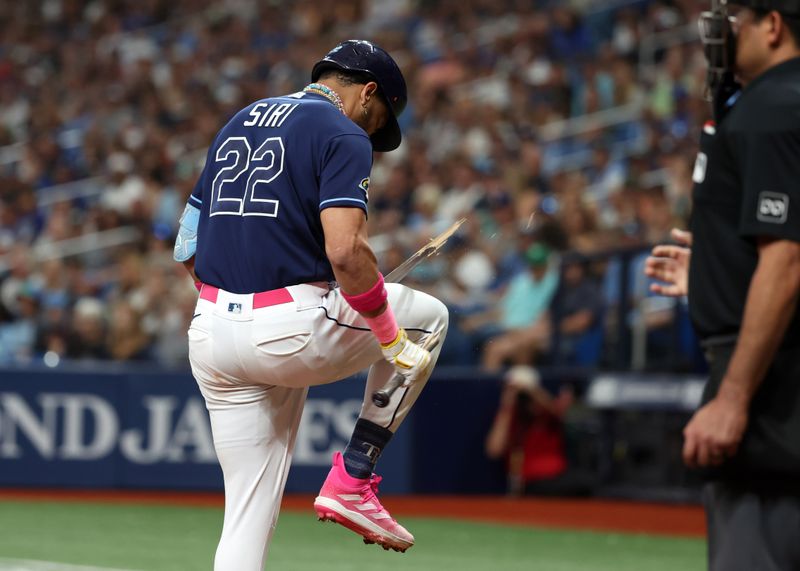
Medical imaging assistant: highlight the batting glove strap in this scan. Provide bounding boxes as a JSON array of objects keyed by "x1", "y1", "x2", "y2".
[{"x1": 380, "y1": 328, "x2": 432, "y2": 385}]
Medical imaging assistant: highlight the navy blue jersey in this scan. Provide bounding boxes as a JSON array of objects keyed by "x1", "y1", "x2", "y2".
[{"x1": 191, "y1": 92, "x2": 373, "y2": 293}]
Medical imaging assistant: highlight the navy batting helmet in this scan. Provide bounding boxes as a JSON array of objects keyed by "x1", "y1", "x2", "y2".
[{"x1": 312, "y1": 40, "x2": 407, "y2": 152}]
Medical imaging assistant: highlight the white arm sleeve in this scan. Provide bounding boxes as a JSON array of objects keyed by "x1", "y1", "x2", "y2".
[{"x1": 173, "y1": 202, "x2": 201, "y2": 262}]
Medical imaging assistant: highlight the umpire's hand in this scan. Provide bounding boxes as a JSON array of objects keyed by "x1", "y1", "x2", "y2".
[
  {"x1": 645, "y1": 228, "x2": 692, "y2": 297},
  {"x1": 682, "y1": 388, "x2": 749, "y2": 468},
  {"x1": 380, "y1": 328, "x2": 433, "y2": 387}
]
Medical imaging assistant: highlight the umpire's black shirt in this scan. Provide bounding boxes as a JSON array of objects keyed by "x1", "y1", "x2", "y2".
[
  {"x1": 690, "y1": 57, "x2": 800, "y2": 341},
  {"x1": 688, "y1": 56, "x2": 800, "y2": 480}
]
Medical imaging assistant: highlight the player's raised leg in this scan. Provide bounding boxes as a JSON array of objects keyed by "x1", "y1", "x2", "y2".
[{"x1": 314, "y1": 283, "x2": 448, "y2": 551}]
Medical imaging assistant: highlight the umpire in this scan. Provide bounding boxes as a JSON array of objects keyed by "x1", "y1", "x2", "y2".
[{"x1": 670, "y1": 1, "x2": 800, "y2": 569}]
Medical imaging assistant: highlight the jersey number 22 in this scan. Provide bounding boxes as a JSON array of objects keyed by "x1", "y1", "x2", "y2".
[{"x1": 210, "y1": 136, "x2": 284, "y2": 217}]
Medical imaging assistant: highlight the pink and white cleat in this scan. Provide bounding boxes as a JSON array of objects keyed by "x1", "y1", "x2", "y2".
[{"x1": 314, "y1": 452, "x2": 414, "y2": 552}]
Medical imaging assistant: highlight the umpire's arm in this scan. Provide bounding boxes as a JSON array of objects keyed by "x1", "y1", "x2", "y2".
[
  {"x1": 723, "y1": 239, "x2": 800, "y2": 400},
  {"x1": 684, "y1": 239, "x2": 800, "y2": 468}
]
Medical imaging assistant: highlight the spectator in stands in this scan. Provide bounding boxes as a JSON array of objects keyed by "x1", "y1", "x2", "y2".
[
  {"x1": 152, "y1": 283, "x2": 196, "y2": 366},
  {"x1": 479, "y1": 190, "x2": 527, "y2": 284},
  {"x1": 106, "y1": 300, "x2": 151, "y2": 361},
  {"x1": 0, "y1": 283, "x2": 39, "y2": 364},
  {"x1": 109, "y1": 251, "x2": 146, "y2": 303},
  {"x1": 611, "y1": 8, "x2": 641, "y2": 59},
  {"x1": 436, "y1": 236, "x2": 497, "y2": 366},
  {"x1": 585, "y1": 143, "x2": 627, "y2": 206},
  {"x1": 101, "y1": 152, "x2": 146, "y2": 218},
  {"x1": 436, "y1": 157, "x2": 484, "y2": 223},
  {"x1": 548, "y1": 254, "x2": 606, "y2": 366},
  {"x1": 486, "y1": 365, "x2": 586, "y2": 496},
  {"x1": 548, "y1": 7, "x2": 594, "y2": 62},
  {"x1": 32, "y1": 259, "x2": 71, "y2": 357},
  {"x1": 65, "y1": 297, "x2": 109, "y2": 361},
  {"x1": 0, "y1": 245, "x2": 33, "y2": 321},
  {"x1": 635, "y1": 186, "x2": 679, "y2": 245},
  {"x1": 406, "y1": 182, "x2": 443, "y2": 235},
  {"x1": 0, "y1": 0, "x2": 707, "y2": 368},
  {"x1": 482, "y1": 249, "x2": 606, "y2": 370},
  {"x1": 554, "y1": 173, "x2": 607, "y2": 253},
  {"x1": 371, "y1": 163, "x2": 413, "y2": 230},
  {"x1": 474, "y1": 243, "x2": 559, "y2": 370}
]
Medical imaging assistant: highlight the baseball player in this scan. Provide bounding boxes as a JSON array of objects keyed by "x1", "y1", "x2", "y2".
[
  {"x1": 173, "y1": 40, "x2": 448, "y2": 570},
  {"x1": 647, "y1": 2, "x2": 800, "y2": 568}
]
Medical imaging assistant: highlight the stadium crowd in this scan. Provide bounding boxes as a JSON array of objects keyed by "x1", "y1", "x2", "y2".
[{"x1": 0, "y1": 0, "x2": 708, "y2": 368}]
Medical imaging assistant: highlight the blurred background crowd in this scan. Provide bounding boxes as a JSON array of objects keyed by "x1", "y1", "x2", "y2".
[{"x1": 0, "y1": 0, "x2": 710, "y2": 370}]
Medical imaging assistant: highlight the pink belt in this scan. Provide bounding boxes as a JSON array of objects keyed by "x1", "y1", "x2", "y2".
[{"x1": 199, "y1": 284, "x2": 294, "y2": 308}]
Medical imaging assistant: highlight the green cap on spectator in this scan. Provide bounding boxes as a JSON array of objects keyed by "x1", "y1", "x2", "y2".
[{"x1": 525, "y1": 243, "x2": 550, "y2": 266}]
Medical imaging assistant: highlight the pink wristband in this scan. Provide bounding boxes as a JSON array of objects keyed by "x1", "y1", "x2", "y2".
[
  {"x1": 364, "y1": 306, "x2": 400, "y2": 345},
  {"x1": 341, "y1": 273, "x2": 388, "y2": 314},
  {"x1": 194, "y1": 281, "x2": 202, "y2": 292},
  {"x1": 341, "y1": 274, "x2": 398, "y2": 344}
]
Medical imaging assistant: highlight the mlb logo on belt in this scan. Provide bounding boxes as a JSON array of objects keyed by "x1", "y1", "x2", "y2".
[
  {"x1": 757, "y1": 191, "x2": 789, "y2": 224},
  {"x1": 228, "y1": 302, "x2": 243, "y2": 314}
]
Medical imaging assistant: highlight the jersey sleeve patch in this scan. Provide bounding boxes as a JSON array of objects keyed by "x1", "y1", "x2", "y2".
[
  {"x1": 737, "y1": 128, "x2": 800, "y2": 242},
  {"x1": 756, "y1": 192, "x2": 789, "y2": 224}
]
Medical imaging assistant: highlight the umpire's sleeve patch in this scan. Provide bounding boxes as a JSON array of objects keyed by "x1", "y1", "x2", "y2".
[{"x1": 757, "y1": 191, "x2": 789, "y2": 224}]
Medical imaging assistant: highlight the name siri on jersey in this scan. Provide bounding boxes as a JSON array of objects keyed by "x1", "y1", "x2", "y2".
[{"x1": 243, "y1": 102, "x2": 300, "y2": 128}]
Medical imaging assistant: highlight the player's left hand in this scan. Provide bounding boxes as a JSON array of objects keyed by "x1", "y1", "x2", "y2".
[
  {"x1": 682, "y1": 389, "x2": 748, "y2": 468},
  {"x1": 380, "y1": 328, "x2": 432, "y2": 387}
]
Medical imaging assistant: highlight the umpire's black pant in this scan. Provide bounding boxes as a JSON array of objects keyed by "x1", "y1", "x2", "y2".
[
  {"x1": 702, "y1": 342, "x2": 800, "y2": 571},
  {"x1": 705, "y1": 481, "x2": 800, "y2": 571}
]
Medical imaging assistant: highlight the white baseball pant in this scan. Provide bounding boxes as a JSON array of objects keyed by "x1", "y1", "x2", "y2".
[{"x1": 187, "y1": 281, "x2": 448, "y2": 570}]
